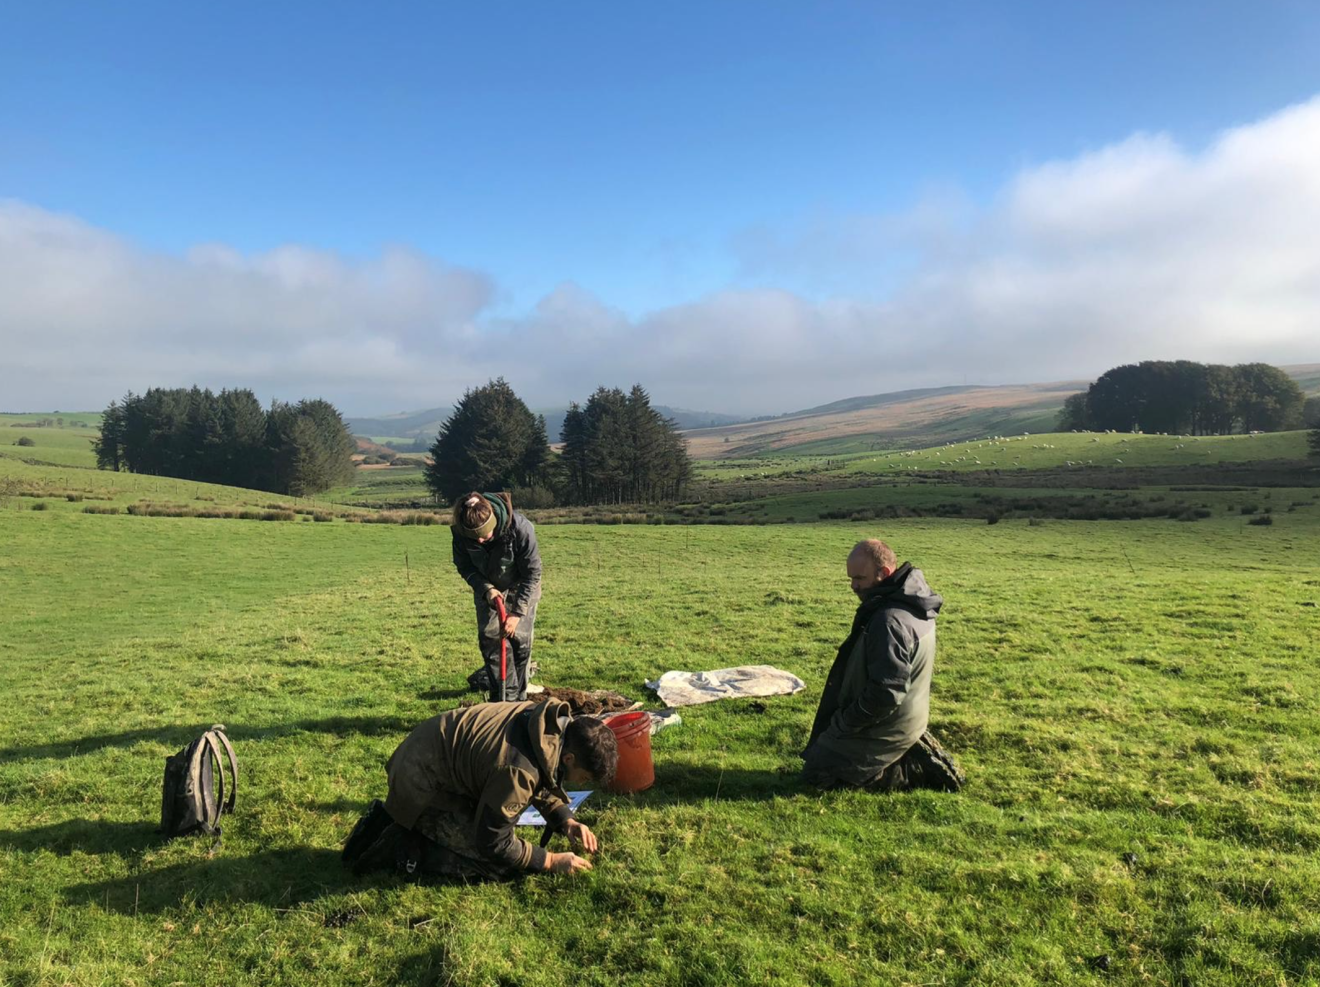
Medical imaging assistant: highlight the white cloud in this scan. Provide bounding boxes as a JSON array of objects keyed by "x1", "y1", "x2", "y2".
[{"x1": 3, "y1": 94, "x2": 1320, "y2": 415}]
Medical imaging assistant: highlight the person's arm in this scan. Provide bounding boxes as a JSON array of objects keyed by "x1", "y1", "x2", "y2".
[
  {"x1": 474, "y1": 770, "x2": 592, "y2": 873},
  {"x1": 506, "y1": 516, "x2": 542, "y2": 618},
  {"x1": 829, "y1": 612, "x2": 915, "y2": 735},
  {"x1": 452, "y1": 528, "x2": 497, "y2": 599},
  {"x1": 473, "y1": 767, "x2": 547, "y2": 871},
  {"x1": 530, "y1": 789, "x2": 572, "y2": 830}
]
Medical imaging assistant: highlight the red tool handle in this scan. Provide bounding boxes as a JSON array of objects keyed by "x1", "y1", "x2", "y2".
[{"x1": 494, "y1": 595, "x2": 508, "y2": 688}]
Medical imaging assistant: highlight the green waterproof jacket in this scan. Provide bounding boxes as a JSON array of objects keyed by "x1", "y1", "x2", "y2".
[
  {"x1": 384, "y1": 701, "x2": 574, "y2": 871},
  {"x1": 804, "y1": 564, "x2": 942, "y2": 784}
]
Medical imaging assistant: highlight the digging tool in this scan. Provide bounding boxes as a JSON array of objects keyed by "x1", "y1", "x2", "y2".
[{"x1": 494, "y1": 594, "x2": 509, "y2": 700}]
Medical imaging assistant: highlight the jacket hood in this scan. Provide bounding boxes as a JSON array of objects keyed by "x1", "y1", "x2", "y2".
[
  {"x1": 487, "y1": 491, "x2": 514, "y2": 536},
  {"x1": 522, "y1": 700, "x2": 572, "y2": 789},
  {"x1": 861, "y1": 562, "x2": 942, "y2": 620}
]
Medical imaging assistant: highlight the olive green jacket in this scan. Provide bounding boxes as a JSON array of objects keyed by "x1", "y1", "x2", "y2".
[{"x1": 384, "y1": 701, "x2": 573, "y2": 871}]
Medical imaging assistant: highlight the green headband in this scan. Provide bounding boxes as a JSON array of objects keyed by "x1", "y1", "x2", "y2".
[{"x1": 458, "y1": 496, "x2": 497, "y2": 540}]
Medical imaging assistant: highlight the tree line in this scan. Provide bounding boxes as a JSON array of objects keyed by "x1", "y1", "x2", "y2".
[
  {"x1": 95, "y1": 387, "x2": 356, "y2": 496},
  {"x1": 424, "y1": 378, "x2": 692, "y2": 505},
  {"x1": 1058, "y1": 361, "x2": 1307, "y2": 434}
]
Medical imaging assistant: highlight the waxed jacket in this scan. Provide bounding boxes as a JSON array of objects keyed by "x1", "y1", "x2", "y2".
[
  {"x1": 384, "y1": 701, "x2": 574, "y2": 871},
  {"x1": 804, "y1": 564, "x2": 942, "y2": 780}
]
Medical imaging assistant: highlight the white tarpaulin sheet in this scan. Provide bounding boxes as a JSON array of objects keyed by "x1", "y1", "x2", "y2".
[{"x1": 645, "y1": 665, "x2": 806, "y2": 708}]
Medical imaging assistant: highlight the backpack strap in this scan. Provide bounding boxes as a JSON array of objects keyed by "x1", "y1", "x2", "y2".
[
  {"x1": 208, "y1": 726, "x2": 239, "y2": 815},
  {"x1": 187, "y1": 735, "x2": 220, "y2": 834}
]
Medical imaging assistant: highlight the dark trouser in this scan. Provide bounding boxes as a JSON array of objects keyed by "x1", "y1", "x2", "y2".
[
  {"x1": 344, "y1": 800, "x2": 515, "y2": 882},
  {"x1": 801, "y1": 731, "x2": 964, "y2": 792},
  {"x1": 412, "y1": 806, "x2": 516, "y2": 881},
  {"x1": 474, "y1": 585, "x2": 539, "y2": 702}
]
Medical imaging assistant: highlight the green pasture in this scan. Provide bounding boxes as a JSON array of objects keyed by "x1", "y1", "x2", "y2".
[
  {"x1": 0, "y1": 458, "x2": 352, "y2": 513},
  {"x1": 837, "y1": 430, "x2": 1310, "y2": 476},
  {"x1": 701, "y1": 482, "x2": 1319, "y2": 525},
  {"x1": 0, "y1": 419, "x2": 101, "y2": 469},
  {"x1": 3, "y1": 462, "x2": 1320, "y2": 985},
  {"x1": 326, "y1": 466, "x2": 440, "y2": 507}
]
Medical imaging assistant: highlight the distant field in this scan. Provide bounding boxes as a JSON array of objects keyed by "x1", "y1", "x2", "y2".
[
  {"x1": 837, "y1": 429, "x2": 1312, "y2": 476},
  {"x1": 3, "y1": 462, "x2": 1320, "y2": 985},
  {"x1": 0, "y1": 417, "x2": 101, "y2": 469},
  {"x1": 326, "y1": 465, "x2": 440, "y2": 507}
]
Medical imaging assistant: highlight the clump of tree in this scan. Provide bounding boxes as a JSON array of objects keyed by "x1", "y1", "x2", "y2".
[
  {"x1": 1057, "y1": 361, "x2": 1306, "y2": 434},
  {"x1": 95, "y1": 388, "x2": 356, "y2": 495},
  {"x1": 559, "y1": 385, "x2": 692, "y2": 505},
  {"x1": 1303, "y1": 396, "x2": 1320, "y2": 429},
  {"x1": 1309, "y1": 425, "x2": 1320, "y2": 458},
  {"x1": 424, "y1": 378, "x2": 548, "y2": 502}
]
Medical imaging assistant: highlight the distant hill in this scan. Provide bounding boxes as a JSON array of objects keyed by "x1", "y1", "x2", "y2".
[
  {"x1": 1287, "y1": 362, "x2": 1320, "y2": 395},
  {"x1": 347, "y1": 362, "x2": 1319, "y2": 456},
  {"x1": 348, "y1": 404, "x2": 750, "y2": 449},
  {"x1": 683, "y1": 381, "x2": 1083, "y2": 458},
  {"x1": 682, "y1": 363, "x2": 1319, "y2": 458}
]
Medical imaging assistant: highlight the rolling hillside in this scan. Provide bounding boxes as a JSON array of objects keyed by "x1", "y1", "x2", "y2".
[
  {"x1": 683, "y1": 363, "x2": 1320, "y2": 459},
  {"x1": 683, "y1": 381, "x2": 1084, "y2": 458}
]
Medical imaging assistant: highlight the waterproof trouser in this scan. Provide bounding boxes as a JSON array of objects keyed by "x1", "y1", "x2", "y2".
[{"x1": 473, "y1": 585, "x2": 540, "y2": 702}]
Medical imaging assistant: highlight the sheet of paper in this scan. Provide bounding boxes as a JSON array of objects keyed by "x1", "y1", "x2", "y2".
[{"x1": 516, "y1": 790, "x2": 592, "y2": 827}]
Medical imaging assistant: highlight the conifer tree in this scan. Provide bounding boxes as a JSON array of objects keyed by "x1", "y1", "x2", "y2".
[{"x1": 425, "y1": 378, "x2": 548, "y2": 502}]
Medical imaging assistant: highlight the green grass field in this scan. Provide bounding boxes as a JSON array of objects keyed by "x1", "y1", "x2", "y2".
[
  {"x1": 0, "y1": 414, "x2": 102, "y2": 470},
  {"x1": 837, "y1": 430, "x2": 1311, "y2": 476},
  {"x1": 3, "y1": 451, "x2": 1320, "y2": 986}
]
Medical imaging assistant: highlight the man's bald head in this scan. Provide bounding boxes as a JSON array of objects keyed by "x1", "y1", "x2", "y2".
[{"x1": 847, "y1": 539, "x2": 897, "y2": 599}]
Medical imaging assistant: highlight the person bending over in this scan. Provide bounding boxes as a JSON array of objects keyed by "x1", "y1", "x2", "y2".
[
  {"x1": 344, "y1": 700, "x2": 617, "y2": 879},
  {"x1": 451, "y1": 491, "x2": 542, "y2": 702}
]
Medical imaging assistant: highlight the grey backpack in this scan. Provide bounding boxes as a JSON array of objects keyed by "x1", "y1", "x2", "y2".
[{"x1": 159, "y1": 725, "x2": 238, "y2": 840}]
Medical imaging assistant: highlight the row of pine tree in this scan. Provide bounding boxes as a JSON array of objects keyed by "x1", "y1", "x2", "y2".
[
  {"x1": 423, "y1": 379, "x2": 692, "y2": 505},
  {"x1": 94, "y1": 387, "x2": 357, "y2": 496}
]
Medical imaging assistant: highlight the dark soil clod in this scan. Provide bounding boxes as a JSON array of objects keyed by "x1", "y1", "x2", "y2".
[{"x1": 537, "y1": 686, "x2": 636, "y2": 716}]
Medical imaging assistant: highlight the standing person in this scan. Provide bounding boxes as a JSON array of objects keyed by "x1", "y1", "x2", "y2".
[
  {"x1": 342, "y1": 699, "x2": 617, "y2": 879},
  {"x1": 451, "y1": 491, "x2": 542, "y2": 702},
  {"x1": 801, "y1": 538, "x2": 965, "y2": 792}
]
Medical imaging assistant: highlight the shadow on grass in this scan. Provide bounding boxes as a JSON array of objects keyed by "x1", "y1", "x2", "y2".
[
  {"x1": 601, "y1": 762, "x2": 806, "y2": 808},
  {"x1": 0, "y1": 818, "x2": 161, "y2": 857},
  {"x1": 65, "y1": 847, "x2": 352, "y2": 915},
  {"x1": 417, "y1": 686, "x2": 472, "y2": 702},
  {"x1": 0, "y1": 715, "x2": 415, "y2": 762}
]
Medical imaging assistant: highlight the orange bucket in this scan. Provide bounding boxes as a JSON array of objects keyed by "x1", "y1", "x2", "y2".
[{"x1": 604, "y1": 711, "x2": 654, "y2": 793}]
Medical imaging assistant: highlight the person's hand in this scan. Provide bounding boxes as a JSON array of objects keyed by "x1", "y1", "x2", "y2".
[
  {"x1": 485, "y1": 587, "x2": 502, "y2": 606},
  {"x1": 564, "y1": 819, "x2": 598, "y2": 854},
  {"x1": 502, "y1": 614, "x2": 520, "y2": 638},
  {"x1": 548, "y1": 852, "x2": 593, "y2": 875}
]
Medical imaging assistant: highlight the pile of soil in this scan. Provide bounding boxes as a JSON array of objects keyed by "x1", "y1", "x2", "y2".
[{"x1": 536, "y1": 686, "x2": 636, "y2": 716}]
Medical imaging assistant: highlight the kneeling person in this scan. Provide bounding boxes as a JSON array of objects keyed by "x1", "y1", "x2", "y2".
[
  {"x1": 346, "y1": 700, "x2": 617, "y2": 879},
  {"x1": 801, "y1": 538, "x2": 965, "y2": 792}
]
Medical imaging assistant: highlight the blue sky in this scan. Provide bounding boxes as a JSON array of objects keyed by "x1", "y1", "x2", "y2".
[{"x1": 3, "y1": 1, "x2": 1319, "y2": 413}]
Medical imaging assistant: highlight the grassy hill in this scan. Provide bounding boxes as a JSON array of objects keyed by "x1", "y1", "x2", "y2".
[{"x1": 685, "y1": 381, "x2": 1087, "y2": 458}]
